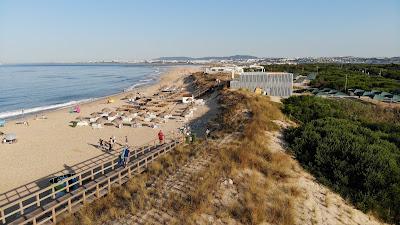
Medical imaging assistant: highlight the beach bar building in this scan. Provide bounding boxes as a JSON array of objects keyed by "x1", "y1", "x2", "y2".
[{"x1": 230, "y1": 72, "x2": 293, "y2": 97}]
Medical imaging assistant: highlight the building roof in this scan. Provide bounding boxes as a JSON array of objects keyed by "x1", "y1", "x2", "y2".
[{"x1": 362, "y1": 91, "x2": 375, "y2": 97}]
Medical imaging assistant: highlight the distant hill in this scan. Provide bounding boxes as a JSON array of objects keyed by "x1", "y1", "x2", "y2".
[{"x1": 156, "y1": 55, "x2": 258, "y2": 61}]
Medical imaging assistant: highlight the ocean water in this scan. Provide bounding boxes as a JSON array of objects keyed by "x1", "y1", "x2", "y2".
[{"x1": 0, "y1": 64, "x2": 171, "y2": 119}]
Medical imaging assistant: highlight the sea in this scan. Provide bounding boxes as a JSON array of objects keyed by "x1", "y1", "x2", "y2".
[{"x1": 0, "y1": 64, "x2": 174, "y2": 119}]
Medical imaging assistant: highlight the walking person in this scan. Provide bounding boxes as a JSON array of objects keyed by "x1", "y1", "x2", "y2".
[
  {"x1": 123, "y1": 147, "x2": 130, "y2": 167},
  {"x1": 99, "y1": 138, "x2": 103, "y2": 149},
  {"x1": 108, "y1": 142, "x2": 112, "y2": 151},
  {"x1": 158, "y1": 130, "x2": 164, "y2": 144}
]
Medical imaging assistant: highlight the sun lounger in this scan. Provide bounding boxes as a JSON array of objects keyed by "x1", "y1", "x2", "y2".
[
  {"x1": 91, "y1": 123, "x2": 102, "y2": 129},
  {"x1": 76, "y1": 121, "x2": 89, "y2": 126}
]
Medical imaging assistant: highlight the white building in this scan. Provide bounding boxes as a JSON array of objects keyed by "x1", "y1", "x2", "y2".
[
  {"x1": 230, "y1": 72, "x2": 293, "y2": 97},
  {"x1": 205, "y1": 66, "x2": 244, "y2": 79},
  {"x1": 245, "y1": 64, "x2": 265, "y2": 72}
]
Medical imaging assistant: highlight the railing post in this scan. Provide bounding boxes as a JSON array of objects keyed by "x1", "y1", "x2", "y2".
[
  {"x1": 96, "y1": 184, "x2": 100, "y2": 198},
  {"x1": 33, "y1": 217, "x2": 37, "y2": 225},
  {"x1": 52, "y1": 207, "x2": 56, "y2": 223},
  {"x1": 128, "y1": 167, "x2": 132, "y2": 178},
  {"x1": 52, "y1": 186, "x2": 56, "y2": 199},
  {"x1": 108, "y1": 178, "x2": 111, "y2": 193},
  {"x1": 118, "y1": 172, "x2": 122, "y2": 185},
  {"x1": 36, "y1": 194, "x2": 40, "y2": 207},
  {"x1": 79, "y1": 174, "x2": 83, "y2": 185},
  {"x1": 101, "y1": 164, "x2": 105, "y2": 175},
  {"x1": 83, "y1": 192, "x2": 86, "y2": 204},
  {"x1": 19, "y1": 201, "x2": 24, "y2": 215},
  {"x1": 0, "y1": 208, "x2": 5, "y2": 224},
  {"x1": 68, "y1": 199, "x2": 72, "y2": 212},
  {"x1": 91, "y1": 169, "x2": 94, "y2": 180}
]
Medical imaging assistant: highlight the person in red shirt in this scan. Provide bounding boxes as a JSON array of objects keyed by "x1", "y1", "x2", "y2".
[{"x1": 158, "y1": 130, "x2": 164, "y2": 144}]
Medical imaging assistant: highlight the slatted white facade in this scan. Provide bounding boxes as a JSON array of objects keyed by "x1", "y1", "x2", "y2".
[{"x1": 230, "y1": 72, "x2": 293, "y2": 96}]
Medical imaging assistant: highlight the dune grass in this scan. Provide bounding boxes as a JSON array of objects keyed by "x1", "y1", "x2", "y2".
[{"x1": 164, "y1": 89, "x2": 300, "y2": 224}]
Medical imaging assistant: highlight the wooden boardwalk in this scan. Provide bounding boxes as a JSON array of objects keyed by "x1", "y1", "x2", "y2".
[{"x1": 0, "y1": 134, "x2": 182, "y2": 225}]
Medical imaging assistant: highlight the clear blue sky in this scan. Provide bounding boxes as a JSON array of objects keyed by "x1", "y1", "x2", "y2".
[{"x1": 0, "y1": 0, "x2": 399, "y2": 63}]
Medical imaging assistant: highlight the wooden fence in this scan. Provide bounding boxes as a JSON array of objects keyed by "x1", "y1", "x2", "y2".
[{"x1": 1, "y1": 132, "x2": 181, "y2": 225}]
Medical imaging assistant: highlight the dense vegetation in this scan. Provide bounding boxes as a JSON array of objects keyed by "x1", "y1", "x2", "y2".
[
  {"x1": 263, "y1": 64, "x2": 400, "y2": 93},
  {"x1": 283, "y1": 96, "x2": 400, "y2": 223}
]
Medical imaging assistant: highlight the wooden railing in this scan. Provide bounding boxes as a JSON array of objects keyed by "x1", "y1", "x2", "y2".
[
  {"x1": 15, "y1": 139, "x2": 180, "y2": 225},
  {"x1": 0, "y1": 132, "x2": 181, "y2": 224}
]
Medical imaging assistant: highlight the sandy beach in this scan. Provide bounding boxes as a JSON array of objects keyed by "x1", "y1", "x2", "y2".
[{"x1": 0, "y1": 66, "x2": 203, "y2": 200}]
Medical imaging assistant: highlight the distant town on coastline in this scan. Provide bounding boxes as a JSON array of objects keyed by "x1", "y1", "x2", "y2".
[{"x1": 74, "y1": 55, "x2": 400, "y2": 65}]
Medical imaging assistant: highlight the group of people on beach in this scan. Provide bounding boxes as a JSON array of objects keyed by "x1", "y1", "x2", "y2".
[{"x1": 98, "y1": 136, "x2": 117, "y2": 151}]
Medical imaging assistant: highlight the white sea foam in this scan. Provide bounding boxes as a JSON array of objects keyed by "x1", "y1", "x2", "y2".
[
  {"x1": 124, "y1": 78, "x2": 156, "y2": 92},
  {"x1": 0, "y1": 98, "x2": 95, "y2": 119}
]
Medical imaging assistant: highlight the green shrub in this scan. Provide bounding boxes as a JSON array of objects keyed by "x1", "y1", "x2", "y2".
[{"x1": 283, "y1": 96, "x2": 400, "y2": 223}]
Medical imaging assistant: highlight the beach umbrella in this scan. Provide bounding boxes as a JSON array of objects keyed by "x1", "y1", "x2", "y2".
[
  {"x1": 121, "y1": 112, "x2": 131, "y2": 117},
  {"x1": 152, "y1": 118, "x2": 163, "y2": 124},
  {"x1": 102, "y1": 108, "x2": 111, "y2": 113},
  {"x1": 134, "y1": 116, "x2": 143, "y2": 121},
  {"x1": 131, "y1": 118, "x2": 140, "y2": 123},
  {"x1": 109, "y1": 112, "x2": 117, "y2": 117},
  {"x1": 96, "y1": 117, "x2": 107, "y2": 124},
  {"x1": 113, "y1": 118, "x2": 123, "y2": 125},
  {"x1": 90, "y1": 112, "x2": 100, "y2": 117}
]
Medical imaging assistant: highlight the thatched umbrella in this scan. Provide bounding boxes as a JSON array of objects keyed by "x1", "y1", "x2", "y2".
[
  {"x1": 121, "y1": 112, "x2": 131, "y2": 117},
  {"x1": 90, "y1": 112, "x2": 100, "y2": 117},
  {"x1": 158, "y1": 112, "x2": 167, "y2": 118},
  {"x1": 113, "y1": 118, "x2": 123, "y2": 128},
  {"x1": 102, "y1": 108, "x2": 111, "y2": 113},
  {"x1": 113, "y1": 118, "x2": 123, "y2": 124},
  {"x1": 96, "y1": 117, "x2": 107, "y2": 124},
  {"x1": 109, "y1": 112, "x2": 117, "y2": 117},
  {"x1": 136, "y1": 116, "x2": 145, "y2": 122},
  {"x1": 131, "y1": 118, "x2": 140, "y2": 124}
]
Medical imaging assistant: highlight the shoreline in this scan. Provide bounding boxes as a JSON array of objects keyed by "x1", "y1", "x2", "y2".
[
  {"x1": 1, "y1": 79, "x2": 157, "y2": 121},
  {"x1": 0, "y1": 65, "x2": 197, "y2": 122}
]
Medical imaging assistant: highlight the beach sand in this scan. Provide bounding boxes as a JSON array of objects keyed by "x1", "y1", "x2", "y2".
[{"x1": 0, "y1": 66, "x2": 203, "y2": 202}]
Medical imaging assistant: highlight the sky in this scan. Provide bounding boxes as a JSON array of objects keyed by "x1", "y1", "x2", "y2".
[{"x1": 0, "y1": 0, "x2": 399, "y2": 63}]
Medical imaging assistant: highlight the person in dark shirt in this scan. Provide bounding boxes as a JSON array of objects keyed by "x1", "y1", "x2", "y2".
[{"x1": 123, "y1": 148, "x2": 130, "y2": 167}]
